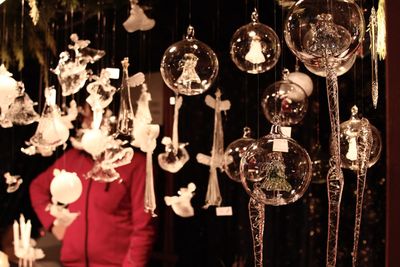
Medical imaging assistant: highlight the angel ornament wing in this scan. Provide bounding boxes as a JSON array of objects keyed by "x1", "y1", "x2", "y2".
[
  {"x1": 196, "y1": 89, "x2": 231, "y2": 208},
  {"x1": 158, "y1": 95, "x2": 189, "y2": 173}
]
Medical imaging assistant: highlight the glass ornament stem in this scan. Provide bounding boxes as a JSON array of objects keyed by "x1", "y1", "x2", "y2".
[
  {"x1": 369, "y1": 7, "x2": 379, "y2": 109},
  {"x1": 144, "y1": 150, "x2": 157, "y2": 217},
  {"x1": 248, "y1": 197, "x2": 265, "y2": 267},
  {"x1": 117, "y1": 58, "x2": 135, "y2": 136},
  {"x1": 352, "y1": 118, "x2": 373, "y2": 267},
  {"x1": 172, "y1": 95, "x2": 181, "y2": 152},
  {"x1": 325, "y1": 59, "x2": 344, "y2": 267}
]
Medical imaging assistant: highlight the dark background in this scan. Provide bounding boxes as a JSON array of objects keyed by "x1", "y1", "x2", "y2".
[{"x1": 0, "y1": 0, "x2": 387, "y2": 266}]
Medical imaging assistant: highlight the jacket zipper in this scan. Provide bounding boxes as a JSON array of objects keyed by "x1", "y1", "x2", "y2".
[{"x1": 85, "y1": 179, "x2": 93, "y2": 267}]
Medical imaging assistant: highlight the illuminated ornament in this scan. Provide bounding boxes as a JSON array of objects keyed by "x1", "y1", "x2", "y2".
[
  {"x1": 51, "y1": 34, "x2": 105, "y2": 96},
  {"x1": 50, "y1": 169, "x2": 82, "y2": 205},
  {"x1": 377, "y1": 0, "x2": 386, "y2": 60},
  {"x1": 261, "y1": 69, "x2": 308, "y2": 126},
  {"x1": 339, "y1": 105, "x2": 382, "y2": 171},
  {"x1": 230, "y1": 9, "x2": 281, "y2": 74},
  {"x1": 0, "y1": 64, "x2": 19, "y2": 127},
  {"x1": 369, "y1": 7, "x2": 379, "y2": 109},
  {"x1": 164, "y1": 182, "x2": 196, "y2": 218},
  {"x1": 223, "y1": 127, "x2": 255, "y2": 183},
  {"x1": 116, "y1": 58, "x2": 145, "y2": 137},
  {"x1": 86, "y1": 69, "x2": 117, "y2": 110},
  {"x1": 81, "y1": 128, "x2": 109, "y2": 157},
  {"x1": 5, "y1": 82, "x2": 40, "y2": 126},
  {"x1": 240, "y1": 123, "x2": 312, "y2": 206},
  {"x1": 287, "y1": 68, "x2": 314, "y2": 96},
  {"x1": 196, "y1": 89, "x2": 230, "y2": 208},
  {"x1": 284, "y1": 1, "x2": 365, "y2": 265},
  {"x1": 4, "y1": 172, "x2": 23, "y2": 193},
  {"x1": 160, "y1": 25, "x2": 219, "y2": 96},
  {"x1": 158, "y1": 95, "x2": 189, "y2": 173},
  {"x1": 123, "y1": 0, "x2": 155, "y2": 33}
]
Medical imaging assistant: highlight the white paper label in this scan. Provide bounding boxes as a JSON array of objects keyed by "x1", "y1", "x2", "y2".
[
  {"x1": 273, "y1": 139, "x2": 289, "y2": 152},
  {"x1": 105, "y1": 68, "x2": 120, "y2": 79},
  {"x1": 281, "y1": 126, "x2": 292, "y2": 138},
  {"x1": 216, "y1": 206, "x2": 233, "y2": 216}
]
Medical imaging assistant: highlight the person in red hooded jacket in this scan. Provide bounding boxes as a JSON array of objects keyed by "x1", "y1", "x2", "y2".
[{"x1": 30, "y1": 147, "x2": 156, "y2": 267}]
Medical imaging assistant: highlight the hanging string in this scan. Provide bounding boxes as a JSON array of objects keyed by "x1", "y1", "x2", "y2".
[
  {"x1": 188, "y1": 0, "x2": 192, "y2": 25},
  {"x1": 111, "y1": 4, "x2": 116, "y2": 67},
  {"x1": 82, "y1": 0, "x2": 86, "y2": 38}
]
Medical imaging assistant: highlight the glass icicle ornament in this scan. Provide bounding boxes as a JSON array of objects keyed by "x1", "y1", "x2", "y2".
[
  {"x1": 230, "y1": 9, "x2": 281, "y2": 74},
  {"x1": 369, "y1": 7, "x2": 379, "y2": 109},
  {"x1": 160, "y1": 25, "x2": 219, "y2": 96},
  {"x1": 196, "y1": 89, "x2": 231, "y2": 208},
  {"x1": 240, "y1": 123, "x2": 312, "y2": 206},
  {"x1": 158, "y1": 95, "x2": 189, "y2": 173},
  {"x1": 0, "y1": 64, "x2": 19, "y2": 127},
  {"x1": 248, "y1": 197, "x2": 265, "y2": 267},
  {"x1": 339, "y1": 105, "x2": 382, "y2": 171},
  {"x1": 261, "y1": 69, "x2": 308, "y2": 126},
  {"x1": 284, "y1": 1, "x2": 365, "y2": 265},
  {"x1": 224, "y1": 127, "x2": 255, "y2": 182}
]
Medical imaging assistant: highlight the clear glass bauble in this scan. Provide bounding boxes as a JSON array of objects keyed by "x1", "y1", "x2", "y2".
[
  {"x1": 224, "y1": 127, "x2": 255, "y2": 182},
  {"x1": 339, "y1": 106, "x2": 382, "y2": 170},
  {"x1": 240, "y1": 124, "x2": 312, "y2": 205},
  {"x1": 160, "y1": 25, "x2": 219, "y2": 96},
  {"x1": 284, "y1": 0, "x2": 365, "y2": 72},
  {"x1": 50, "y1": 169, "x2": 82, "y2": 204},
  {"x1": 230, "y1": 9, "x2": 281, "y2": 74},
  {"x1": 261, "y1": 69, "x2": 308, "y2": 126}
]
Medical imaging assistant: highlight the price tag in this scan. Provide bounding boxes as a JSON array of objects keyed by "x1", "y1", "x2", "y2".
[
  {"x1": 105, "y1": 68, "x2": 120, "y2": 79},
  {"x1": 216, "y1": 206, "x2": 233, "y2": 216},
  {"x1": 273, "y1": 139, "x2": 289, "y2": 152},
  {"x1": 281, "y1": 126, "x2": 292, "y2": 138}
]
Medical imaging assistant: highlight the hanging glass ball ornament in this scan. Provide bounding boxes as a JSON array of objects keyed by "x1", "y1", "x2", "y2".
[
  {"x1": 160, "y1": 25, "x2": 219, "y2": 96},
  {"x1": 50, "y1": 169, "x2": 82, "y2": 205},
  {"x1": 287, "y1": 69, "x2": 313, "y2": 96},
  {"x1": 261, "y1": 69, "x2": 308, "y2": 126},
  {"x1": 339, "y1": 105, "x2": 382, "y2": 170},
  {"x1": 240, "y1": 123, "x2": 312, "y2": 205},
  {"x1": 230, "y1": 9, "x2": 281, "y2": 74},
  {"x1": 284, "y1": 0, "x2": 365, "y2": 76},
  {"x1": 224, "y1": 127, "x2": 256, "y2": 182}
]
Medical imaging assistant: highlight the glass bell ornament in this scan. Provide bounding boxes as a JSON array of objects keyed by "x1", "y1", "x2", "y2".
[
  {"x1": 160, "y1": 25, "x2": 219, "y2": 96},
  {"x1": 240, "y1": 123, "x2": 312, "y2": 206},
  {"x1": 50, "y1": 169, "x2": 82, "y2": 205},
  {"x1": 261, "y1": 69, "x2": 308, "y2": 126},
  {"x1": 0, "y1": 64, "x2": 19, "y2": 124},
  {"x1": 224, "y1": 127, "x2": 255, "y2": 182},
  {"x1": 30, "y1": 87, "x2": 70, "y2": 148},
  {"x1": 230, "y1": 9, "x2": 281, "y2": 74},
  {"x1": 339, "y1": 105, "x2": 382, "y2": 171},
  {"x1": 284, "y1": 1, "x2": 364, "y2": 76}
]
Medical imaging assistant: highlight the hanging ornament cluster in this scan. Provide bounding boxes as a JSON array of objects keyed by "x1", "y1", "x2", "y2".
[
  {"x1": 164, "y1": 182, "x2": 196, "y2": 218},
  {"x1": 230, "y1": 9, "x2": 281, "y2": 74},
  {"x1": 160, "y1": 25, "x2": 219, "y2": 96},
  {"x1": 158, "y1": 95, "x2": 189, "y2": 173},
  {"x1": 123, "y1": 0, "x2": 155, "y2": 33},
  {"x1": 196, "y1": 89, "x2": 230, "y2": 208},
  {"x1": 284, "y1": 1, "x2": 365, "y2": 266},
  {"x1": 261, "y1": 69, "x2": 308, "y2": 126}
]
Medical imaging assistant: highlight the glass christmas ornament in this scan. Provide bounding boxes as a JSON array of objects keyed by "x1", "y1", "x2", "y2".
[
  {"x1": 158, "y1": 95, "x2": 189, "y2": 173},
  {"x1": 240, "y1": 124, "x2": 312, "y2": 206},
  {"x1": 81, "y1": 129, "x2": 109, "y2": 158},
  {"x1": 224, "y1": 127, "x2": 255, "y2": 182},
  {"x1": 4, "y1": 172, "x2": 23, "y2": 193},
  {"x1": 0, "y1": 64, "x2": 18, "y2": 126},
  {"x1": 5, "y1": 82, "x2": 40, "y2": 126},
  {"x1": 164, "y1": 182, "x2": 196, "y2": 218},
  {"x1": 160, "y1": 25, "x2": 219, "y2": 96},
  {"x1": 123, "y1": 0, "x2": 155, "y2": 33},
  {"x1": 30, "y1": 87, "x2": 70, "y2": 148},
  {"x1": 339, "y1": 106, "x2": 382, "y2": 171},
  {"x1": 230, "y1": 9, "x2": 281, "y2": 74},
  {"x1": 86, "y1": 69, "x2": 117, "y2": 111},
  {"x1": 287, "y1": 70, "x2": 313, "y2": 96},
  {"x1": 261, "y1": 69, "x2": 308, "y2": 126},
  {"x1": 303, "y1": 53, "x2": 357, "y2": 77},
  {"x1": 284, "y1": 2, "x2": 364, "y2": 76},
  {"x1": 50, "y1": 169, "x2": 82, "y2": 205}
]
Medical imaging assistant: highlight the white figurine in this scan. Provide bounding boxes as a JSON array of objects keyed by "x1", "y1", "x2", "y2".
[{"x1": 164, "y1": 183, "x2": 196, "y2": 217}]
